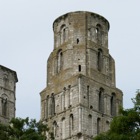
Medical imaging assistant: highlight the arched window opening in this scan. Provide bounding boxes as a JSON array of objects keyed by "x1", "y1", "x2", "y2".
[
  {"x1": 51, "y1": 93, "x2": 55, "y2": 116},
  {"x1": 78, "y1": 65, "x2": 81, "y2": 72},
  {"x1": 62, "y1": 117, "x2": 65, "y2": 139},
  {"x1": 99, "y1": 92, "x2": 102, "y2": 111},
  {"x1": 48, "y1": 97, "x2": 51, "y2": 116},
  {"x1": 61, "y1": 88, "x2": 66, "y2": 111},
  {"x1": 59, "y1": 24, "x2": 68, "y2": 45},
  {"x1": 57, "y1": 49, "x2": 63, "y2": 73},
  {"x1": 89, "y1": 27, "x2": 96, "y2": 41},
  {"x1": 96, "y1": 24, "x2": 102, "y2": 43},
  {"x1": 95, "y1": 28, "x2": 99, "y2": 34},
  {"x1": 1, "y1": 96, "x2": 7, "y2": 117},
  {"x1": 3, "y1": 74, "x2": 9, "y2": 88},
  {"x1": 46, "y1": 95, "x2": 49, "y2": 119},
  {"x1": 111, "y1": 93, "x2": 116, "y2": 116},
  {"x1": 49, "y1": 94, "x2": 55, "y2": 116},
  {"x1": 61, "y1": 94, "x2": 64, "y2": 111},
  {"x1": 70, "y1": 89, "x2": 72, "y2": 107},
  {"x1": 60, "y1": 24, "x2": 66, "y2": 45},
  {"x1": 68, "y1": 85, "x2": 71, "y2": 107},
  {"x1": 106, "y1": 121, "x2": 110, "y2": 131},
  {"x1": 88, "y1": 28, "x2": 91, "y2": 38},
  {"x1": 63, "y1": 29, "x2": 66, "y2": 42},
  {"x1": 53, "y1": 121, "x2": 58, "y2": 137},
  {"x1": 97, "y1": 118, "x2": 101, "y2": 134},
  {"x1": 88, "y1": 114, "x2": 92, "y2": 136},
  {"x1": 98, "y1": 88, "x2": 104, "y2": 113},
  {"x1": 97, "y1": 49, "x2": 103, "y2": 71},
  {"x1": 63, "y1": 87, "x2": 66, "y2": 110},
  {"x1": 87, "y1": 86, "x2": 90, "y2": 107},
  {"x1": 69, "y1": 114, "x2": 74, "y2": 136}
]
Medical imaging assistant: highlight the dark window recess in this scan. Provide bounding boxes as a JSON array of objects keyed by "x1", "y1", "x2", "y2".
[
  {"x1": 111, "y1": 93, "x2": 116, "y2": 116},
  {"x1": 78, "y1": 65, "x2": 81, "y2": 72},
  {"x1": 2, "y1": 98, "x2": 7, "y2": 116},
  {"x1": 97, "y1": 49, "x2": 103, "y2": 71},
  {"x1": 90, "y1": 106, "x2": 93, "y2": 109},
  {"x1": 97, "y1": 118, "x2": 101, "y2": 134},
  {"x1": 77, "y1": 38, "x2": 79, "y2": 44}
]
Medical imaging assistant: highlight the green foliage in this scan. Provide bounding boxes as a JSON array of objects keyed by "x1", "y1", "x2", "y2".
[
  {"x1": 0, "y1": 117, "x2": 53, "y2": 140},
  {"x1": 94, "y1": 92, "x2": 140, "y2": 140}
]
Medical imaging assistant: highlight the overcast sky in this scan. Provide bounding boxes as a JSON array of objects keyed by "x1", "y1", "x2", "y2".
[{"x1": 0, "y1": 0, "x2": 140, "y2": 120}]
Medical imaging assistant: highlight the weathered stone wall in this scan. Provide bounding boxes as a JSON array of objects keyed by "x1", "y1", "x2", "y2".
[
  {"x1": 0, "y1": 65, "x2": 18, "y2": 124},
  {"x1": 41, "y1": 74, "x2": 122, "y2": 139},
  {"x1": 40, "y1": 11, "x2": 123, "y2": 140}
]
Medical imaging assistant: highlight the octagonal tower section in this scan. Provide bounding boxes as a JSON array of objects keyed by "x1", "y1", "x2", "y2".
[{"x1": 40, "y1": 11, "x2": 122, "y2": 140}]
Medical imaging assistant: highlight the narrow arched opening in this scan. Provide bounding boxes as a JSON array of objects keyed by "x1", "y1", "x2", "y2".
[
  {"x1": 53, "y1": 121, "x2": 58, "y2": 137},
  {"x1": 97, "y1": 118, "x2": 101, "y2": 134},
  {"x1": 62, "y1": 117, "x2": 65, "y2": 139},
  {"x1": 1, "y1": 98, "x2": 7, "y2": 116},
  {"x1": 57, "y1": 49, "x2": 63, "y2": 73},
  {"x1": 69, "y1": 114, "x2": 74, "y2": 136},
  {"x1": 97, "y1": 49, "x2": 103, "y2": 71},
  {"x1": 110, "y1": 93, "x2": 116, "y2": 116},
  {"x1": 96, "y1": 24, "x2": 102, "y2": 43},
  {"x1": 98, "y1": 88, "x2": 104, "y2": 113},
  {"x1": 78, "y1": 65, "x2": 81, "y2": 72}
]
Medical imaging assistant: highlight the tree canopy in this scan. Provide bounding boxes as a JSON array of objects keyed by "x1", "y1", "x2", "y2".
[
  {"x1": 0, "y1": 117, "x2": 54, "y2": 140},
  {"x1": 94, "y1": 92, "x2": 140, "y2": 140}
]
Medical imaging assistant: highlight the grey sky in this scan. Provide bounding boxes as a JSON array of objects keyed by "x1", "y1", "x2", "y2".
[{"x1": 0, "y1": 0, "x2": 140, "y2": 120}]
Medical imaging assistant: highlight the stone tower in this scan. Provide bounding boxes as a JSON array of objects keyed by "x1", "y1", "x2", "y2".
[
  {"x1": 40, "y1": 11, "x2": 123, "y2": 139},
  {"x1": 0, "y1": 65, "x2": 18, "y2": 124}
]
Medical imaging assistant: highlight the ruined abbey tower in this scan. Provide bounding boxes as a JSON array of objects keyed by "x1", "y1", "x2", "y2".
[
  {"x1": 0, "y1": 65, "x2": 18, "y2": 124},
  {"x1": 40, "y1": 11, "x2": 123, "y2": 139}
]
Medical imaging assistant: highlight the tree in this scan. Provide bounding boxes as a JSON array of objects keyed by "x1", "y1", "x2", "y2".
[
  {"x1": 0, "y1": 117, "x2": 54, "y2": 140},
  {"x1": 93, "y1": 91, "x2": 140, "y2": 140}
]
